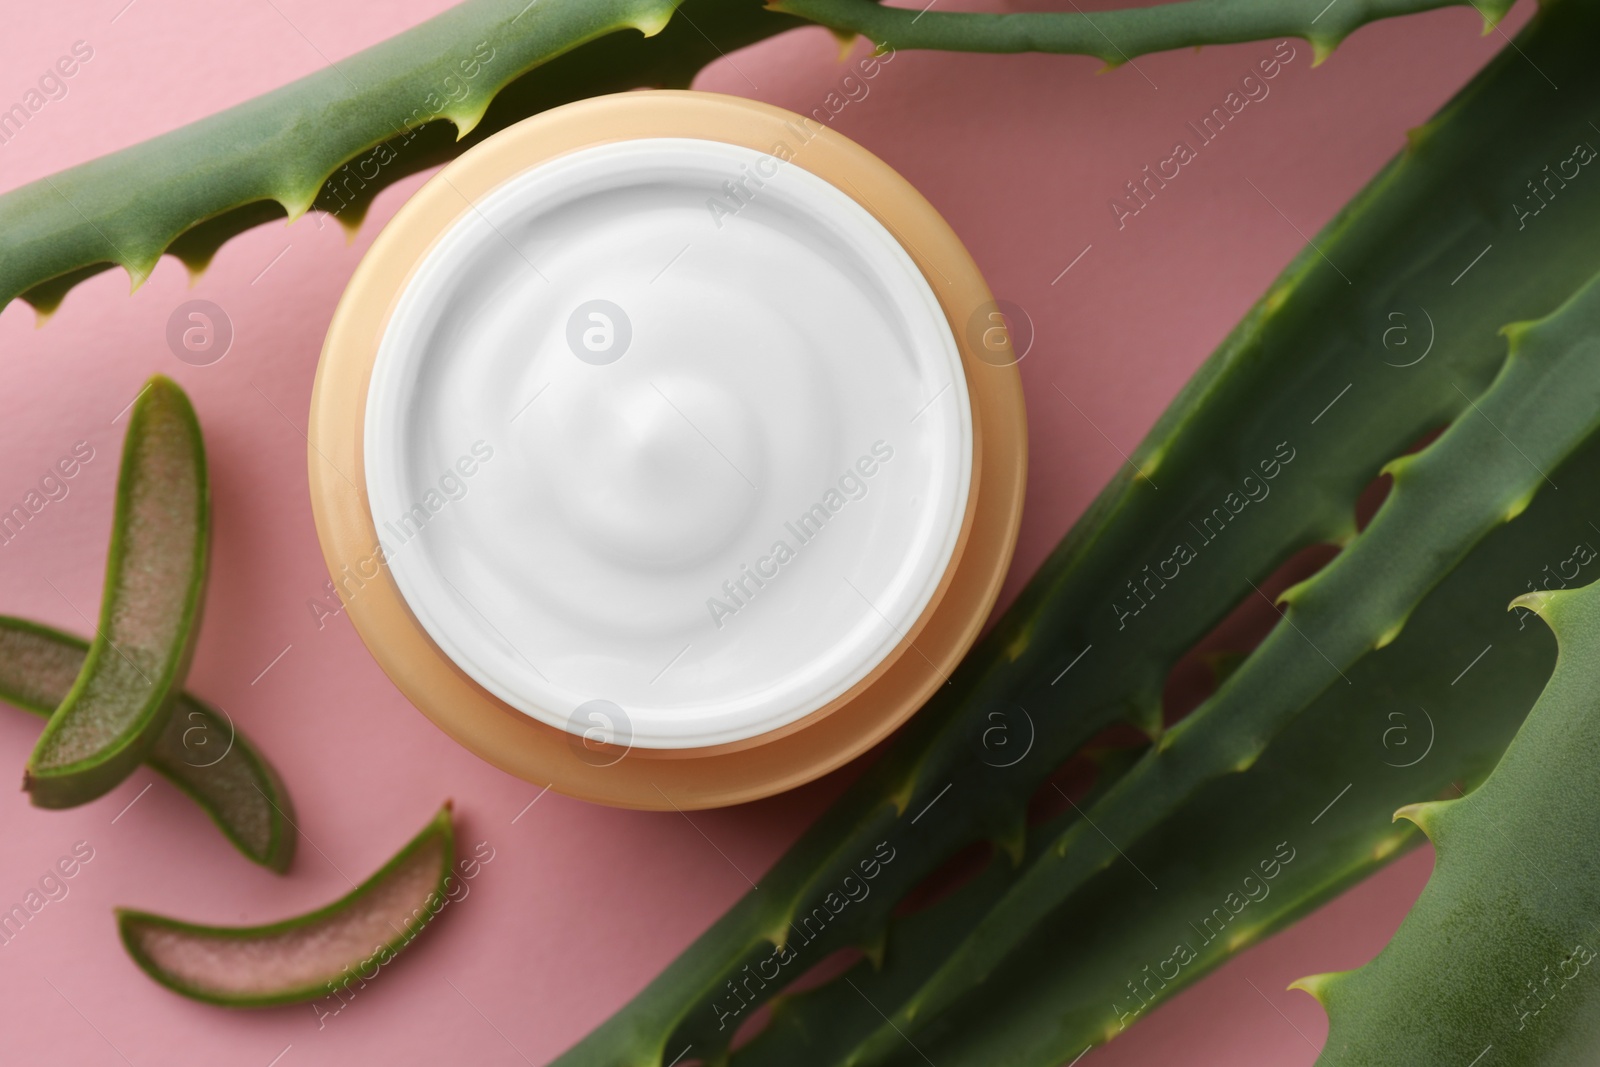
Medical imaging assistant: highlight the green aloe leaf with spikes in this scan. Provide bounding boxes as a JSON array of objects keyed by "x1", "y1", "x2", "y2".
[
  {"x1": 773, "y1": 0, "x2": 1515, "y2": 67},
  {"x1": 838, "y1": 235, "x2": 1600, "y2": 1067},
  {"x1": 730, "y1": 745, "x2": 1151, "y2": 1067},
  {"x1": 1, "y1": 0, "x2": 1488, "y2": 320},
  {"x1": 1295, "y1": 575, "x2": 1600, "y2": 1066},
  {"x1": 0, "y1": 0, "x2": 794, "y2": 318},
  {"x1": 800, "y1": 258, "x2": 1600, "y2": 1067}
]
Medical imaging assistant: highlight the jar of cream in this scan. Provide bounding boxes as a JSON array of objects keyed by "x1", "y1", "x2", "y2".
[{"x1": 309, "y1": 90, "x2": 1025, "y2": 809}]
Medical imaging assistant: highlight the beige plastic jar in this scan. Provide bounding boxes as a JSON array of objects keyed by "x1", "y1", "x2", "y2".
[{"x1": 308, "y1": 90, "x2": 1026, "y2": 809}]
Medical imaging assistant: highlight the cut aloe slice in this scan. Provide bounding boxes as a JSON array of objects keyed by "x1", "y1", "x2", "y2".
[
  {"x1": 0, "y1": 616, "x2": 294, "y2": 871},
  {"x1": 118, "y1": 803, "x2": 454, "y2": 1007},
  {"x1": 25, "y1": 374, "x2": 209, "y2": 808}
]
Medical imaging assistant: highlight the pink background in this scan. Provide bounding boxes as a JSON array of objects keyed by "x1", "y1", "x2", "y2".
[{"x1": 0, "y1": 3, "x2": 1523, "y2": 1064}]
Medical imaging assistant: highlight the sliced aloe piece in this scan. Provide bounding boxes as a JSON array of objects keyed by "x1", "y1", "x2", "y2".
[
  {"x1": 118, "y1": 803, "x2": 454, "y2": 1007},
  {"x1": 0, "y1": 616, "x2": 293, "y2": 871},
  {"x1": 25, "y1": 374, "x2": 209, "y2": 808}
]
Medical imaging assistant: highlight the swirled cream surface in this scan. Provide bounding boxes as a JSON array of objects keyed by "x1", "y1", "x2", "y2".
[{"x1": 365, "y1": 137, "x2": 971, "y2": 749}]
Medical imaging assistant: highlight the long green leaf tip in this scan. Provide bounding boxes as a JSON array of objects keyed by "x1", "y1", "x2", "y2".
[
  {"x1": 25, "y1": 374, "x2": 209, "y2": 809},
  {"x1": 1296, "y1": 576, "x2": 1600, "y2": 1065},
  {"x1": 0, "y1": 0, "x2": 1491, "y2": 321},
  {"x1": 0, "y1": 616, "x2": 294, "y2": 872},
  {"x1": 555, "y1": 4, "x2": 1600, "y2": 1064},
  {"x1": 772, "y1": 0, "x2": 1514, "y2": 66},
  {"x1": 118, "y1": 802, "x2": 453, "y2": 1007}
]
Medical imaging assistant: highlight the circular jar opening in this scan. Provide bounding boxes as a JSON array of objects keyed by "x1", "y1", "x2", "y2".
[{"x1": 363, "y1": 137, "x2": 973, "y2": 751}]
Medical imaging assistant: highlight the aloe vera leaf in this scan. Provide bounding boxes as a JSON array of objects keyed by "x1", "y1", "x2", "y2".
[
  {"x1": 553, "y1": 6, "x2": 1600, "y2": 1064},
  {"x1": 0, "y1": 616, "x2": 293, "y2": 871},
  {"x1": 118, "y1": 803, "x2": 453, "y2": 1007},
  {"x1": 749, "y1": 258, "x2": 1600, "y2": 1067},
  {"x1": 774, "y1": 0, "x2": 1507, "y2": 64},
  {"x1": 24, "y1": 375, "x2": 209, "y2": 809},
  {"x1": 0, "y1": 0, "x2": 1504, "y2": 322},
  {"x1": 845, "y1": 242, "x2": 1600, "y2": 1065},
  {"x1": 0, "y1": 0, "x2": 805, "y2": 318},
  {"x1": 1288, "y1": 577, "x2": 1600, "y2": 1066},
  {"x1": 731, "y1": 745, "x2": 1149, "y2": 1067},
  {"x1": 824, "y1": 411, "x2": 1600, "y2": 1067}
]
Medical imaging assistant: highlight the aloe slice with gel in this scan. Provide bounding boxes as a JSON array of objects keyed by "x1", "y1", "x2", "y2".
[
  {"x1": 24, "y1": 375, "x2": 209, "y2": 808},
  {"x1": 118, "y1": 803, "x2": 455, "y2": 1007},
  {"x1": 0, "y1": 616, "x2": 294, "y2": 871}
]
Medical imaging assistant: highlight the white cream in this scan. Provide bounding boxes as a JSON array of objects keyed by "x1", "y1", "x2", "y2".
[{"x1": 365, "y1": 137, "x2": 971, "y2": 749}]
